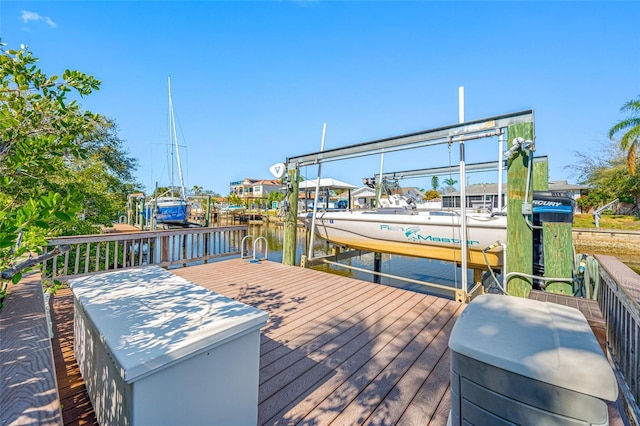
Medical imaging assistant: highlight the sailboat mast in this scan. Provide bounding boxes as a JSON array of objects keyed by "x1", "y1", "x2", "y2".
[
  {"x1": 168, "y1": 75, "x2": 187, "y2": 200},
  {"x1": 168, "y1": 76, "x2": 174, "y2": 195}
]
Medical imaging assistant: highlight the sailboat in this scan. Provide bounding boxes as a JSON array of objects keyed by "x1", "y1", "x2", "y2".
[{"x1": 151, "y1": 76, "x2": 190, "y2": 226}]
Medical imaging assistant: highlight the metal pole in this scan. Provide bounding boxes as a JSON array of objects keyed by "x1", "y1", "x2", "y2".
[
  {"x1": 498, "y1": 132, "x2": 504, "y2": 212},
  {"x1": 376, "y1": 150, "x2": 385, "y2": 207},
  {"x1": 458, "y1": 86, "x2": 468, "y2": 293},
  {"x1": 308, "y1": 123, "x2": 327, "y2": 259}
]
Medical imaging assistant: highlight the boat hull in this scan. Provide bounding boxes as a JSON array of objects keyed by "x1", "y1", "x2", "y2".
[
  {"x1": 302, "y1": 210, "x2": 506, "y2": 270},
  {"x1": 154, "y1": 198, "x2": 190, "y2": 225}
]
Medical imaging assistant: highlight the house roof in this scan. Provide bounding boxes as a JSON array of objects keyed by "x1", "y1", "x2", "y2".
[
  {"x1": 353, "y1": 186, "x2": 377, "y2": 197},
  {"x1": 253, "y1": 179, "x2": 282, "y2": 186},
  {"x1": 299, "y1": 178, "x2": 357, "y2": 190},
  {"x1": 548, "y1": 180, "x2": 589, "y2": 191},
  {"x1": 446, "y1": 181, "x2": 589, "y2": 196}
]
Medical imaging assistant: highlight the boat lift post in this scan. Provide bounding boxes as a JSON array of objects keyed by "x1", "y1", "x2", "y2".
[
  {"x1": 308, "y1": 123, "x2": 328, "y2": 260},
  {"x1": 458, "y1": 86, "x2": 468, "y2": 297},
  {"x1": 498, "y1": 132, "x2": 504, "y2": 212}
]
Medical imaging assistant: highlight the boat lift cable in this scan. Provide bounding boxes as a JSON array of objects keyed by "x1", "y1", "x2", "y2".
[
  {"x1": 482, "y1": 241, "x2": 506, "y2": 294},
  {"x1": 308, "y1": 123, "x2": 328, "y2": 260}
]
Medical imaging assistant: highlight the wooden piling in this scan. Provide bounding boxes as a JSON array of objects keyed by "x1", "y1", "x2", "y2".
[
  {"x1": 542, "y1": 222, "x2": 575, "y2": 295},
  {"x1": 533, "y1": 156, "x2": 575, "y2": 295},
  {"x1": 532, "y1": 156, "x2": 549, "y2": 191},
  {"x1": 506, "y1": 122, "x2": 534, "y2": 297},
  {"x1": 283, "y1": 167, "x2": 299, "y2": 266}
]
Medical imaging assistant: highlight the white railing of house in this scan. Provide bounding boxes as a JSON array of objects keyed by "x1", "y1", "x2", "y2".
[
  {"x1": 596, "y1": 254, "x2": 640, "y2": 424},
  {"x1": 42, "y1": 226, "x2": 248, "y2": 281}
]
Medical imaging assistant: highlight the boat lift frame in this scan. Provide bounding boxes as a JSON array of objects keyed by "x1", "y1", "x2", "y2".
[
  {"x1": 286, "y1": 110, "x2": 532, "y2": 168},
  {"x1": 285, "y1": 110, "x2": 534, "y2": 300},
  {"x1": 373, "y1": 155, "x2": 549, "y2": 210}
]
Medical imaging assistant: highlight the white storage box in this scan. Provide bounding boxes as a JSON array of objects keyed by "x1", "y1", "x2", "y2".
[
  {"x1": 448, "y1": 294, "x2": 618, "y2": 426},
  {"x1": 70, "y1": 266, "x2": 268, "y2": 426}
]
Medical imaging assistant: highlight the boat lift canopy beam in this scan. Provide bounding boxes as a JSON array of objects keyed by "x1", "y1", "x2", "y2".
[
  {"x1": 286, "y1": 110, "x2": 534, "y2": 169},
  {"x1": 374, "y1": 155, "x2": 548, "y2": 181}
]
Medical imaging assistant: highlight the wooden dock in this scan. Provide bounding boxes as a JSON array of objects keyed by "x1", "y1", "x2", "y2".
[
  {"x1": 51, "y1": 258, "x2": 464, "y2": 425},
  {"x1": 45, "y1": 258, "x2": 628, "y2": 425}
]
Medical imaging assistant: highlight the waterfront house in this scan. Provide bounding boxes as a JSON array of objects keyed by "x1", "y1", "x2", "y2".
[
  {"x1": 442, "y1": 181, "x2": 588, "y2": 211},
  {"x1": 229, "y1": 178, "x2": 285, "y2": 205}
]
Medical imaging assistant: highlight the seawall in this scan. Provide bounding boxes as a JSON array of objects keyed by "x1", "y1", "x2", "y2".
[{"x1": 573, "y1": 227, "x2": 640, "y2": 254}]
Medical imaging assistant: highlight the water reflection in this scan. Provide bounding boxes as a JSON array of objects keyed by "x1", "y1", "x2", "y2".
[
  {"x1": 243, "y1": 223, "x2": 474, "y2": 298},
  {"x1": 241, "y1": 223, "x2": 640, "y2": 296}
]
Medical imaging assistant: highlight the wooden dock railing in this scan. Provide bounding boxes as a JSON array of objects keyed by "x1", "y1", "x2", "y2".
[
  {"x1": 42, "y1": 225, "x2": 248, "y2": 281},
  {"x1": 596, "y1": 254, "x2": 640, "y2": 424}
]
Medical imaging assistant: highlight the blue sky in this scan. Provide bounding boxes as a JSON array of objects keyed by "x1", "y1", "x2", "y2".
[{"x1": 1, "y1": 1, "x2": 638, "y2": 196}]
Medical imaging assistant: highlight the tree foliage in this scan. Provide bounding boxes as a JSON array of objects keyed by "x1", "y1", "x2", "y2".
[
  {"x1": 423, "y1": 190, "x2": 441, "y2": 201},
  {"x1": 609, "y1": 95, "x2": 640, "y2": 175},
  {"x1": 571, "y1": 141, "x2": 640, "y2": 212},
  {"x1": 227, "y1": 193, "x2": 242, "y2": 206},
  {"x1": 431, "y1": 176, "x2": 439, "y2": 191},
  {"x1": 442, "y1": 178, "x2": 458, "y2": 194},
  {"x1": 0, "y1": 42, "x2": 140, "y2": 292},
  {"x1": 267, "y1": 190, "x2": 285, "y2": 207}
]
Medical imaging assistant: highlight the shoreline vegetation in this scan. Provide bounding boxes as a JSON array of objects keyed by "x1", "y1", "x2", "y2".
[{"x1": 573, "y1": 213, "x2": 640, "y2": 230}]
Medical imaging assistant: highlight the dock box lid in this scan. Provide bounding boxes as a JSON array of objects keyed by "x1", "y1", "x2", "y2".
[
  {"x1": 69, "y1": 266, "x2": 268, "y2": 383},
  {"x1": 448, "y1": 294, "x2": 618, "y2": 401}
]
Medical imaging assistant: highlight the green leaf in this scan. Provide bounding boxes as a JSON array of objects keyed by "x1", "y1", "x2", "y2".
[
  {"x1": 54, "y1": 211, "x2": 71, "y2": 221},
  {"x1": 12, "y1": 272, "x2": 23, "y2": 284}
]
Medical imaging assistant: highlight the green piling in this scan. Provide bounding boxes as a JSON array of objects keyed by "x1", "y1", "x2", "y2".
[
  {"x1": 532, "y1": 156, "x2": 549, "y2": 191},
  {"x1": 532, "y1": 156, "x2": 574, "y2": 294},
  {"x1": 506, "y1": 122, "x2": 534, "y2": 297},
  {"x1": 542, "y1": 222, "x2": 574, "y2": 295},
  {"x1": 283, "y1": 167, "x2": 299, "y2": 266}
]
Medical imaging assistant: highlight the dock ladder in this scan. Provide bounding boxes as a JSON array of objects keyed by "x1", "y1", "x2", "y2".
[{"x1": 241, "y1": 235, "x2": 268, "y2": 263}]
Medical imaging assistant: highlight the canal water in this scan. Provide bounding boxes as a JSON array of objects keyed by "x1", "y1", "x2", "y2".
[
  {"x1": 243, "y1": 223, "x2": 490, "y2": 299},
  {"x1": 239, "y1": 222, "x2": 639, "y2": 297}
]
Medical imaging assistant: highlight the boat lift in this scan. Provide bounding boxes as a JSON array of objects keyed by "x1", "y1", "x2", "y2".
[
  {"x1": 283, "y1": 110, "x2": 535, "y2": 301},
  {"x1": 593, "y1": 198, "x2": 619, "y2": 228}
]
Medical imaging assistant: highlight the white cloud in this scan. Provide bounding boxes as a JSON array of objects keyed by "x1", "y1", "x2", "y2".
[{"x1": 21, "y1": 10, "x2": 57, "y2": 28}]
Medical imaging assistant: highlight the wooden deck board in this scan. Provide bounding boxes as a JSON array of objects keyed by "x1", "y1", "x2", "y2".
[
  {"x1": 323, "y1": 299, "x2": 457, "y2": 425},
  {"x1": 0, "y1": 274, "x2": 63, "y2": 426},
  {"x1": 172, "y1": 259, "x2": 464, "y2": 426},
  {"x1": 51, "y1": 259, "x2": 464, "y2": 425},
  {"x1": 259, "y1": 292, "x2": 430, "y2": 424},
  {"x1": 363, "y1": 305, "x2": 461, "y2": 425},
  {"x1": 50, "y1": 288, "x2": 98, "y2": 426}
]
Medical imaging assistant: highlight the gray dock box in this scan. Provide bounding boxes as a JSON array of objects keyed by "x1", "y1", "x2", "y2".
[{"x1": 449, "y1": 294, "x2": 618, "y2": 426}]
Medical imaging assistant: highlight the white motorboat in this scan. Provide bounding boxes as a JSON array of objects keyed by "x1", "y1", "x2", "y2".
[{"x1": 300, "y1": 207, "x2": 506, "y2": 270}]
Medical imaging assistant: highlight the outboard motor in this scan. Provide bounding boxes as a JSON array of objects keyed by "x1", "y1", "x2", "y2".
[{"x1": 532, "y1": 191, "x2": 576, "y2": 289}]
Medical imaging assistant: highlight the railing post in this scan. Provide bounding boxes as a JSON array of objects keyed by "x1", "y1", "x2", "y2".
[{"x1": 161, "y1": 236, "x2": 170, "y2": 264}]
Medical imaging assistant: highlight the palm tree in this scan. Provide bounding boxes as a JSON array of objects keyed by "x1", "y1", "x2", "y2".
[
  {"x1": 191, "y1": 185, "x2": 203, "y2": 196},
  {"x1": 443, "y1": 178, "x2": 457, "y2": 194},
  {"x1": 609, "y1": 96, "x2": 640, "y2": 175},
  {"x1": 431, "y1": 176, "x2": 439, "y2": 192}
]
